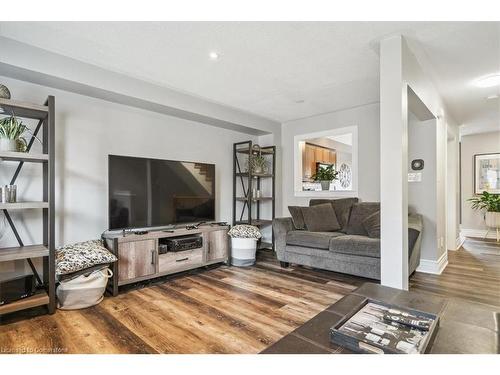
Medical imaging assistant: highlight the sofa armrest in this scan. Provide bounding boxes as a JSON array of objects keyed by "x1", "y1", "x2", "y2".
[
  {"x1": 408, "y1": 213, "x2": 423, "y2": 274},
  {"x1": 272, "y1": 217, "x2": 294, "y2": 260}
]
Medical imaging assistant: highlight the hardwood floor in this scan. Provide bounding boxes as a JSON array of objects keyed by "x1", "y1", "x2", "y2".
[
  {"x1": 0, "y1": 251, "x2": 364, "y2": 354},
  {"x1": 1, "y1": 239, "x2": 498, "y2": 354},
  {"x1": 411, "y1": 238, "x2": 500, "y2": 308}
]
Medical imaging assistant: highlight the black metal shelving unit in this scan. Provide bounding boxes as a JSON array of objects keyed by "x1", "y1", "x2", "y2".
[
  {"x1": 233, "y1": 140, "x2": 276, "y2": 249},
  {"x1": 0, "y1": 96, "x2": 56, "y2": 316}
]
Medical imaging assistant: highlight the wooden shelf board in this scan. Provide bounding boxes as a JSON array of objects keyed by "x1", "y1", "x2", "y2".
[
  {"x1": 235, "y1": 172, "x2": 274, "y2": 178},
  {"x1": 0, "y1": 202, "x2": 49, "y2": 209},
  {"x1": 236, "y1": 197, "x2": 274, "y2": 201},
  {"x1": 236, "y1": 148, "x2": 274, "y2": 155},
  {"x1": 0, "y1": 98, "x2": 49, "y2": 120},
  {"x1": 0, "y1": 244, "x2": 49, "y2": 262},
  {"x1": 0, "y1": 151, "x2": 48, "y2": 163},
  {"x1": 235, "y1": 219, "x2": 272, "y2": 226},
  {"x1": 0, "y1": 290, "x2": 49, "y2": 315},
  {"x1": 259, "y1": 241, "x2": 273, "y2": 249}
]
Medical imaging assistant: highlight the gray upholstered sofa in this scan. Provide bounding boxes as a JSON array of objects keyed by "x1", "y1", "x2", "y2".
[{"x1": 273, "y1": 198, "x2": 422, "y2": 280}]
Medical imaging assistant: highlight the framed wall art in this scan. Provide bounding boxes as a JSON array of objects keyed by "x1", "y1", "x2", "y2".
[{"x1": 474, "y1": 153, "x2": 500, "y2": 194}]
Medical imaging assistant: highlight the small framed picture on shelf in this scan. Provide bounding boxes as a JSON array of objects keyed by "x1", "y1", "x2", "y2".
[{"x1": 474, "y1": 153, "x2": 500, "y2": 194}]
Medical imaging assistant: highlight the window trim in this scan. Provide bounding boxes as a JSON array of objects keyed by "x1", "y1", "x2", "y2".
[{"x1": 293, "y1": 125, "x2": 358, "y2": 197}]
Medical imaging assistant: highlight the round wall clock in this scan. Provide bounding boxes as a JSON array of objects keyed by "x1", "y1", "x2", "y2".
[{"x1": 338, "y1": 163, "x2": 352, "y2": 189}]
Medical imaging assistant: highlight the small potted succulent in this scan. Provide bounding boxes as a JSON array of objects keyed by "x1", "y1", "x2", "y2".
[
  {"x1": 0, "y1": 114, "x2": 37, "y2": 152},
  {"x1": 311, "y1": 164, "x2": 339, "y2": 191},
  {"x1": 468, "y1": 191, "x2": 500, "y2": 239},
  {"x1": 248, "y1": 154, "x2": 268, "y2": 174}
]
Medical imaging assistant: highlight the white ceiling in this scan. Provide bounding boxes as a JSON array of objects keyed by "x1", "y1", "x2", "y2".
[{"x1": 0, "y1": 22, "x2": 498, "y2": 132}]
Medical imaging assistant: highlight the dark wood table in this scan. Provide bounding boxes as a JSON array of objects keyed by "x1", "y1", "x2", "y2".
[{"x1": 261, "y1": 282, "x2": 500, "y2": 354}]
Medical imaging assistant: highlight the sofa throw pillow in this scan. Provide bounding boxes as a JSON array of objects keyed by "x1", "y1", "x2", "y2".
[
  {"x1": 363, "y1": 210, "x2": 380, "y2": 238},
  {"x1": 301, "y1": 203, "x2": 341, "y2": 232},
  {"x1": 56, "y1": 239, "x2": 117, "y2": 276},
  {"x1": 310, "y1": 198, "x2": 358, "y2": 231},
  {"x1": 288, "y1": 206, "x2": 306, "y2": 230},
  {"x1": 345, "y1": 202, "x2": 380, "y2": 236}
]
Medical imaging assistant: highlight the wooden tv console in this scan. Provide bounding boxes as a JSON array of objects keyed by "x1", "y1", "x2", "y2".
[{"x1": 103, "y1": 225, "x2": 230, "y2": 296}]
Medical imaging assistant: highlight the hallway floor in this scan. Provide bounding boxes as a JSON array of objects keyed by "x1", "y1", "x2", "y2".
[{"x1": 410, "y1": 238, "x2": 500, "y2": 308}]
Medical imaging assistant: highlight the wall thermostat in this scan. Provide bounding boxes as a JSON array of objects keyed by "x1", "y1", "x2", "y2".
[{"x1": 411, "y1": 159, "x2": 424, "y2": 170}]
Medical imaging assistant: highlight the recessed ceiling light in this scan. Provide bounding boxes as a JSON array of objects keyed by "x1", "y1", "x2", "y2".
[
  {"x1": 486, "y1": 94, "x2": 499, "y2": 100},
  {"x1": 209, "y1": 51, "x2": 219, "y2": 61},
  {"x1": 474, "y1": 74, "x2": 500, "y2": 88}
]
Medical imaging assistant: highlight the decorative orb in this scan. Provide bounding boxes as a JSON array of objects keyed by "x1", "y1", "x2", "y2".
[{"x1": 0, "y1": 84, "x2": 11, "y2": 99}]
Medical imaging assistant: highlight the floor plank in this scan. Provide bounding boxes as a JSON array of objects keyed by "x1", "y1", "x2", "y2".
[
  {"x1": 0, "y1": 251, "x2": 352, "y2": 353},
  {"x1": 1, "y1": 238, "x2": 498, "y2": 353}
]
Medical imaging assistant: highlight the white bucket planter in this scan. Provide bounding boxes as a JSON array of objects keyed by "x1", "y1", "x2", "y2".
[
  {"x1": 485, "y1": 211, "x2": 500, "y2": 242},
  {"x1": 231, "y1": 237, "x2": 258, "y2": 267},
  {"x1": 485, "y1": 211, "x2": 500, "y2": 228},
  {"x1": 0, "y1": 139, "x2": 17, "y2": 152}
]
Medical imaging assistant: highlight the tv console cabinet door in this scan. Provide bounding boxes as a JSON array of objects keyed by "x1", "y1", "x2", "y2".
[
  {"x1": 207, "y1": 230, "x2": 229, "y2": 262},
  {"x1": 118, "y1": 239, "x2": 157, "y2": 281}
]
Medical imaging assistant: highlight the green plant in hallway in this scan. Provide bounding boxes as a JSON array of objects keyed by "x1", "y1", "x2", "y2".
[
  {"x1": 312, "y1": 164, "x2": 339, "y2": 191},
  {"x1": 469, "y1": 191, "x2": 500, "y2": 212},
  {"x1": 469, "y1": 191, "x2": 500, "y2": 241},
  {"x1": 0, "y1": 114, "x2": 37, "y2": 152}
]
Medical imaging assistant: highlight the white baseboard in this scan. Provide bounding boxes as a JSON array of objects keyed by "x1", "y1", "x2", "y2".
[
  {"x1": 460, "y1": 228, "x2": 498, "y2": 240},
  {"x1": 449, "y1": 236, "x2": 465, "y2": 251},
  {"x1": 416, "y1": 252, "x2": 448, "y2": 275}
]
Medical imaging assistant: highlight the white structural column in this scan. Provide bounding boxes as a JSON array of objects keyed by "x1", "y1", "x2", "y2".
[{"x1": 379, "y1": 36, "x2": 409, "y2": 290}]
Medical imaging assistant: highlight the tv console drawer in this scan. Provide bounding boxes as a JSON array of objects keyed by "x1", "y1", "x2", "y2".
[{"x1": 158, "y1": 248, "x2": 203, "y2": 274}]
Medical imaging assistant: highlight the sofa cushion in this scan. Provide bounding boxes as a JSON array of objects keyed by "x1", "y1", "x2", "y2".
[
  {"x1": 286, "y1": 230, "x2": 344, "y2": 249},
  {"x1": 329, "y1": 235, "x2": 381, "y2": 258},
  {"x1": 362, "y1": 210, "x2": 380, "y2": 238},
  {"x1": 56, "y1": 239, "x2": 117, "y2": 276},
  {"x1": 301, "y1": 203, "x2": 341, "y2": 232},
  {"x1": 344, "y1": 202, "x2": 380, "y2": 236},
  {"x1": 288, "y1": 206, "x2": 306, "y2": 230},
  {"x1": 309, "y1": 198, "x2": 359, "y2": 231}
]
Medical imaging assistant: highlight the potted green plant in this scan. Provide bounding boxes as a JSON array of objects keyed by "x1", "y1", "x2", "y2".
[
  {"x1": 249, "y1": 154, "x2": 268, "y2": 174},
  {"x1": 468, "y1": 191, "x2": 500, "y2": 239},
  {"x1": 311, "y1": 164, "x2": 339, "y2": 191},
  {"x1": 0, "y1": 114, "x2": 32, "y2": 152}
]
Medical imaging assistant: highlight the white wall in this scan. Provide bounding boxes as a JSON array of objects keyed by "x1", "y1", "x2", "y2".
[
  {"x1": 408, "y1": 114, "x2": 438, "y2": 261},
  {"x1": 460, "y1": 131, "x2": 500, "y2": 236},
  {"x1": 0, "y1": 76, "x2": 257, "y2": 274},
  {"x1": 446, "y1": 124, "x2": 460, "y2": 250},
  {"x1": 281, "y1": 103, "x2": 380, "y2": 215},
  {"x1": 380, "y1": 36, "x2": 456, "y2": 289}
]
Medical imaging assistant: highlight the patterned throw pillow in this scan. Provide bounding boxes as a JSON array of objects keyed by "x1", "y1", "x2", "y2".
[
  {"x1": 228, "y1": 225, "x2": 262, "y2": 239},
  {"x1": 56, "y1": 239, "x2": 117, "y2": 276}
]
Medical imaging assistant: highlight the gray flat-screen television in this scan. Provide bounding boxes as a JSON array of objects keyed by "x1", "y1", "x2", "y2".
[{"x1": 108, "y1": 155, "x2": 215, "y2": 230}]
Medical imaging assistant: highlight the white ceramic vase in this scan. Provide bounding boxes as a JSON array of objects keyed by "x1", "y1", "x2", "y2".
[{"x1": 0, "y1": 139, "x2": 17, "y2": 152}]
